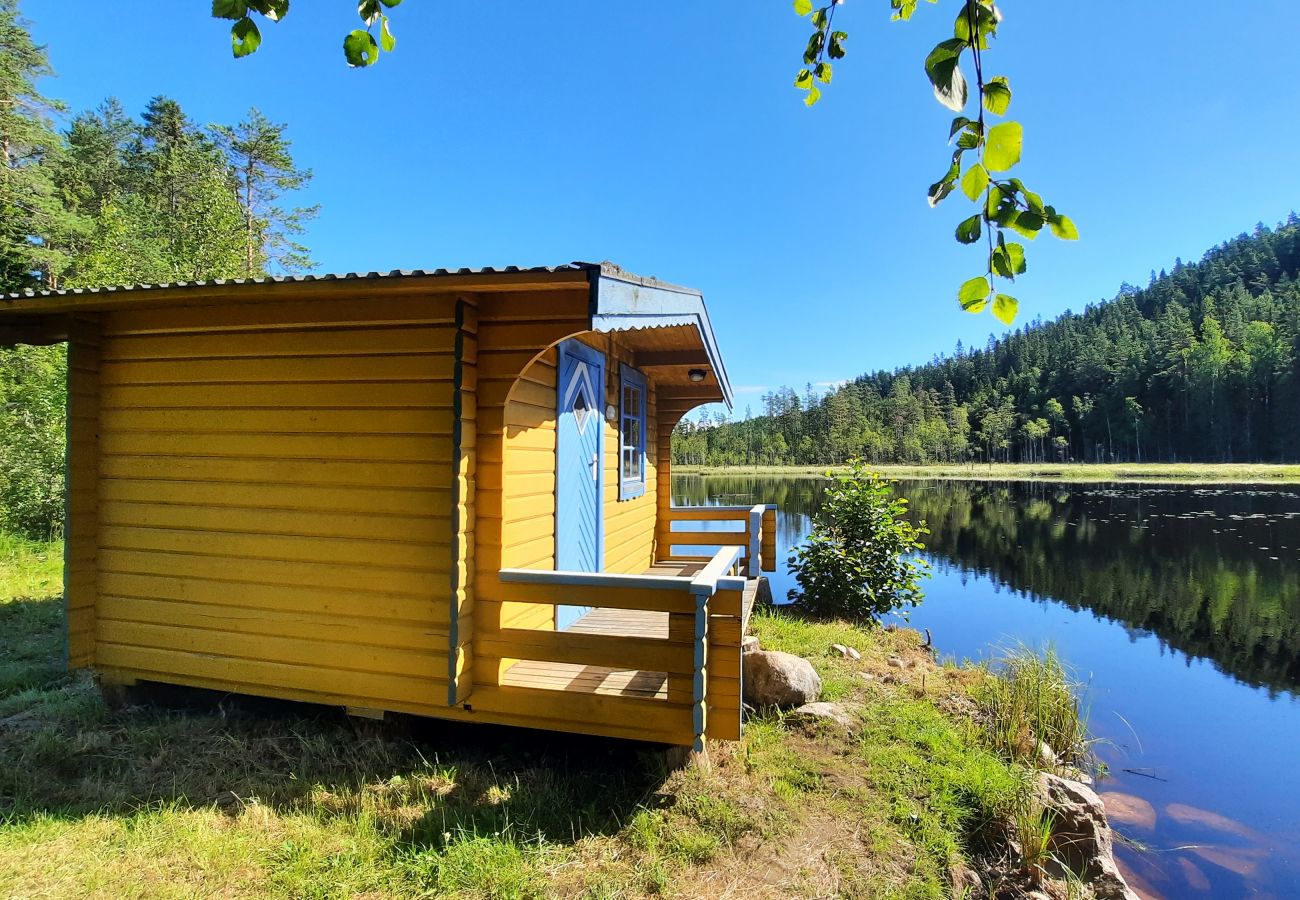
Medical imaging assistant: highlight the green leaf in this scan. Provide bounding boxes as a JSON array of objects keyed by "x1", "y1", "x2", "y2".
[
  {"x1": 794, "y1": 0, "x2": 813, "y2": 15},
  {"x1": 828, "y1": 31, "x2": 847, "y2": 59},
  {"x1": 991, "y1": 247, "x2": 1011, "y2": 278},
  {"x1": 1008, "y1": 180, "x2": 1045, "y2": 215},
  {"x1": 812, "y1": 8, "x2": 828, "y2": 30},
  {"x1": 982, "y1": 76, "x2": 1011, "y2": 115},
  {"x1": 805, "y1": 84, "x2": 822, "y2": 107},
  {"x1": 984, "y1": 121, "x2": 1023, "y2": 171},
  {"x1": 379, "y1": 0, "x2": 402, "y2": 5},
  {"x1": 794, "y1": 69, "x2": 813, "y2": 90},
  {"x1": 924, "y1": 39, "x2": 967, "y2": 113},
  {"x1": 956, "y1": 214, "x2": 982, "y2": 244},
  {"x1": 986, "y1": 184, "x2": 1012, "y2": 220},
  {"x1": 358, "y1": 0, "x2": 381, "y2": 25},
  {"x1": 958, "y1": 276, "x2": 991, "y2": 313},
  {"x1": 992, "y1": 293, "x2": 1019, "y2": 325},
  {"x1": 1048, "y1": 213, "x2": 1079, "y2": 240},
  {"x1": 949, "y1": 116, "x2": 971, "y2": 139},
  {"x1": 929, "y1": 158, "x2": 960, "y2": 206},
  {"x1": 1007, "y1": 211, "x2": 1044, "y2": 240},
  {"x1": 231, "y1": 16, "x2": 261, "y2": 57},
  {"x1": 928, "y1": 179, "x2": 955, "y2": 207},
  {"x1": 380, "y1": 14, "x2": 396, "y2": 51},
  {"x1": 990, "y1": 239, "x2": 1026, "y2": 279},
  {"x1": 891, "y1": 0, "x2": 920, "y2": 22},
  {"x1": 1004, "y1": 241, "x2": 1027, "y2": 274},
  {"x1": 803, "y1": 31, "x2": 825, "y2": 65},
  {"x1": 954, "y1": 2, "x2": 997, "y2": 49},
  {"x1": 960, "y1": 163, "x2": 988, "y2": 202},
  {"x1": 212, "y1": 0, "x2": 247, "y2": 20},
  {"x1": 956, "y1": 128, "x2": 980, "y2": 150},
  {"x1": 247, "y1": 0, "x2": 288, "y2": 20},
  {"x1": 343, "y1": 29, "x2": 379, "y2": 66},
  {"x1": 814, "y1": 62, "x2": 832, "y2": 84}
]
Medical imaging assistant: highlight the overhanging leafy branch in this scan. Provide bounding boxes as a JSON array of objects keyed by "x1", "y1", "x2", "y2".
[
  {"x1": 794, "y1": 0, "x2": 1078, "y2": 323},
  {"x1": 211, "y1": 0, "x2": 402, "y2": 67}
]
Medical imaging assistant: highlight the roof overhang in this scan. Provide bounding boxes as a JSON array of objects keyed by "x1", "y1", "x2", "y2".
[
  {"x1": 588, "y1": 264, "x2": 733, "y2": 410},
  {"x1": 0, "y1": 263, "x2": 735, "y2": 411}
]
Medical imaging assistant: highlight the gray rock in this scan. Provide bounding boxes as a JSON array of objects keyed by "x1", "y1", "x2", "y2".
[
  {"x1": 788, "y1": 701, "x2": 855, "y2": 729},
  {"x1": 741, "y1": 635, "x2": 761, "y2": 654},
  {"x1": 743, "y1": 650, "x2": 822, "y2": 708},
  {"x1": 1035, "y1": 773, "x2": 1140, "y2": 900},
  {"x1": 1037, "y1": 740, "x2": 1057, "y2": 769},
  {"x1": 887, "y1": 656, "x2": 908, "y2": 669},
  {"x1": 830, "y1": 643, "x2": 861, "y2": 660}
]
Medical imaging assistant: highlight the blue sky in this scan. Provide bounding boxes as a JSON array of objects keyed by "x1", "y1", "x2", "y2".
[{"x1": 24, "y1": 1, "x2": 1300, "y2": 415}]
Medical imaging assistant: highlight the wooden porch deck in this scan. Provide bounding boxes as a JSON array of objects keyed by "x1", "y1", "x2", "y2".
[{"x1": 499, "y1": 561, "x2": 759, "y2": 700}]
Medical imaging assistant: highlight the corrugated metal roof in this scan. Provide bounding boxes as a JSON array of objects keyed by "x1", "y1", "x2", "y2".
[{"x1": 1, "y1": 263, "x2": 596, "y2": 302}]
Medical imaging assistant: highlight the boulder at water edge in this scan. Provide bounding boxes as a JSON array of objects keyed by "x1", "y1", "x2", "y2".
[
  {"x1": 743, "y1": 650, "x2": 822, "y2": 708},
  {"x1": 1035, "y1": 772, "x2": 1140, "y2": 900}
]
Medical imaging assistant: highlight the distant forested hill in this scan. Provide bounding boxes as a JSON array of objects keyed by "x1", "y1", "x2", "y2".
[{"x1": 675, "y1": 217, "x2": 1300, "y2": 466}]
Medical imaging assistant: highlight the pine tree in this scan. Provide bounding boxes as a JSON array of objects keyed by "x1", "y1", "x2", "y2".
[
  {"x1": 0, "y1": 0, "x2": 82, "y2": 290},
  {"x1": 212, "y1": 108, "x2": 317, "y2": 276},
  {"x1": 125, "y1": 97, "x2": 245, "y2": 282}
]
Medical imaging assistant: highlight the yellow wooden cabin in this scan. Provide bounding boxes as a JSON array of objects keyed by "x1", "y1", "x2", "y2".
[{"x1": 0, "y1": 262, "x2": 775, "y2": 750}]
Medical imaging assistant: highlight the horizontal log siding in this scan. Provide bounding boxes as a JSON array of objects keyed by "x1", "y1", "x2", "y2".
[
  {"x1": 495, "y1": 347, "x2": 558, "y2": 633},
  {"x1": 473, "y1": 290, "x2": 590, "y2": 688},
  {"x1": 92, "y1": 295, "x2": 459, "y2": 712}
]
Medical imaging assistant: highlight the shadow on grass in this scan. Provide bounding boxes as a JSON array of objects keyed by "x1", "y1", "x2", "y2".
[{"x1": 0, "y1": 596, "x2": 670, "y2": 852}]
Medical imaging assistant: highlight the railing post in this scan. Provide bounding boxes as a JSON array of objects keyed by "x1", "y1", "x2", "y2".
[
  {"x1": 747, "y1": 504, "x2": 764, "y2": 578},
  {"x1": 761, "y1": 505, "x2": 777, "y2": 572},
  {"x1": 685, "y1": 545, "x2": 740, "y2": 754},
  {"x1": 690, "y1": 587, "x2": 710, "y2": 753}
]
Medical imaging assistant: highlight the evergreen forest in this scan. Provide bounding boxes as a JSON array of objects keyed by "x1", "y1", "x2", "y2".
[
  {"x1": 674, "y1": 220, "x2": 1300, "y2": 467},
  {"x1": 0, "y1": 1, "x2": 315, "y2": 538}
]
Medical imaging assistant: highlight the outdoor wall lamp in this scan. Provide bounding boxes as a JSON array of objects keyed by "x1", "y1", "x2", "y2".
[{"x1": 688, "y1": 368, "x2": 707, "y2": 383}]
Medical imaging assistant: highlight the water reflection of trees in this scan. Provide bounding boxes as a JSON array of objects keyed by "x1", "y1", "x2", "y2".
[
  {"x1": 903, "y1": 480, "x2": 1300, "y2": 696},
  {"x1": 672, "y1": 475, "x2": 1300, "y2": 694}
]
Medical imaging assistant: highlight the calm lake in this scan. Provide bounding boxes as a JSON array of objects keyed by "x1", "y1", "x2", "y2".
[{"x1": 673, "y1": 474, "x2": 1300, "y2": 899}]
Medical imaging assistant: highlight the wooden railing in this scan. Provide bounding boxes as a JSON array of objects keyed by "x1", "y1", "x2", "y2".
[
  {"x1": 659, "y1": 504, "x2": 777, "y2": 576},
  {"x1": 492, "y1": 545, "x2": 745, "y2": 749}
]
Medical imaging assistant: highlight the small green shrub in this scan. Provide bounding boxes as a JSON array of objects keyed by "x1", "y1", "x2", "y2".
[{"x1": 787, "y1": 461, "x2": 930, "y2": 621}]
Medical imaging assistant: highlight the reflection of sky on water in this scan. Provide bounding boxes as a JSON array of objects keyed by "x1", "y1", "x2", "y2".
[{"x1": 673, "y1": 475, "x2": 1300, "y2": 898}]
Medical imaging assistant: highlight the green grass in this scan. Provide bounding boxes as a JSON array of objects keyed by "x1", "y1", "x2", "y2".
[
  {"x1": 0, "y1": 534, "x2": 63, "y2": 601},
  {"x1": 0, "y1": 538, "x2": 1086, "y2": 897},
  {"x1": 1, "y1": 536, "x2": 65, "y2": 697},
  {"x1": 974, "y1": 645, "x2": 1091, "y2": 767},
  {"x1": 675, "y1": 461, "x2": 1300, "y2": 483}
]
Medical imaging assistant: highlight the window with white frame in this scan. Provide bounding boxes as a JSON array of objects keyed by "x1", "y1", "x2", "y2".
[{"x1": 619, "y1": 364, "x2": 647, "y2": 499}]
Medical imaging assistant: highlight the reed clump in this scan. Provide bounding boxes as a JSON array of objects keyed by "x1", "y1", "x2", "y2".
[{"x1": 975, "y1": 646, "x2": 1090, "y2": 767}]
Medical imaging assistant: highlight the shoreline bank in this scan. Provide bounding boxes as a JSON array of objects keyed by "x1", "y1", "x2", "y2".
[{"x1": 673, "y1": 462, "x2": 1300, "y2": 484}]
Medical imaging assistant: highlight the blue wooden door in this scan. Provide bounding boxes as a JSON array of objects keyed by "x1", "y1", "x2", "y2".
[{"x1": 555, "y1": 340, "x2": 604, "y2": 629}]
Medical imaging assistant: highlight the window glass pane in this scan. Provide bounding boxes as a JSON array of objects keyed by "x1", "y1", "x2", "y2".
[{"x1": 620, "y1": 373, "x2": 645, "y2": 489}]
